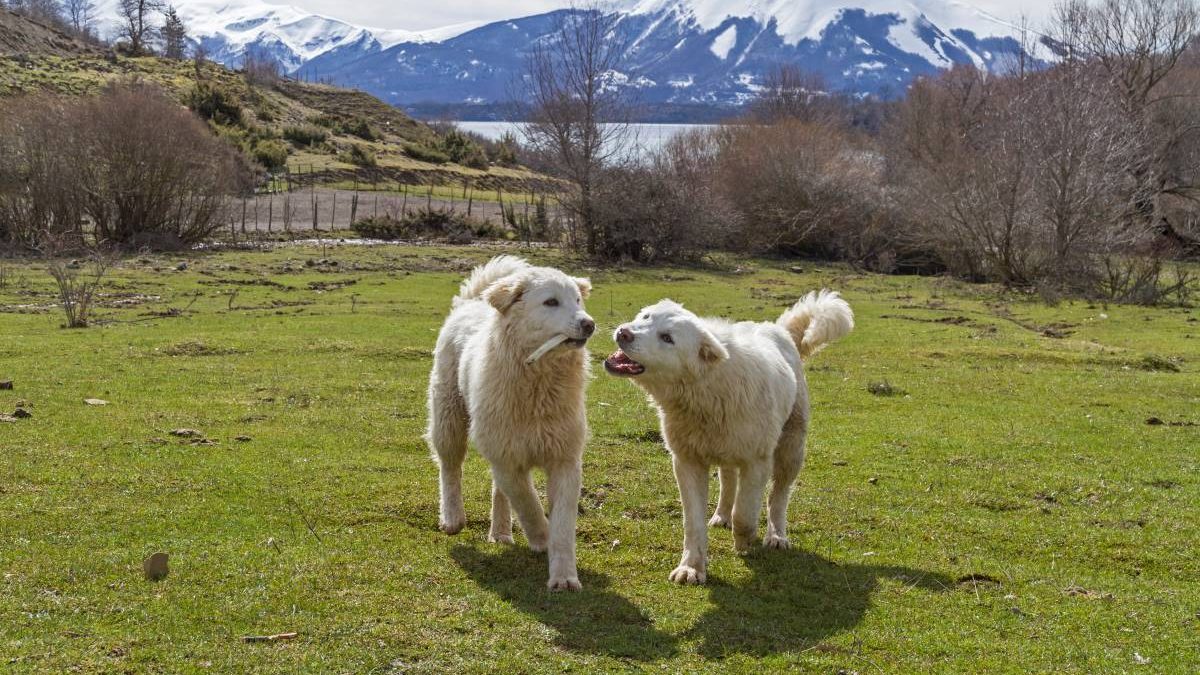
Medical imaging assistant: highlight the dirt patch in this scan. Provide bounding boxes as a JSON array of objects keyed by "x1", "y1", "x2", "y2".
[{"x1": 159, "y1": 340, "x2": 241, "y2": 357}]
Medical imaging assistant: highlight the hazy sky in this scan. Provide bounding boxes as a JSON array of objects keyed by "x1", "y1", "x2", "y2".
[{"x1": 290, "y1": 1, "x2": 1057, "y2": 32}]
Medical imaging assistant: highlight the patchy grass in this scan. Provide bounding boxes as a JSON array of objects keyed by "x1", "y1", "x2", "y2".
[{"x1": 0, "y1": 245, "x2": 1197, "y2": 673}]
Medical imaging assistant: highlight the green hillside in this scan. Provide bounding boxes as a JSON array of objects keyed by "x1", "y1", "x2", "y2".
[{"x1": 0, "y1": 8, "x2": 548, "y2": 192}]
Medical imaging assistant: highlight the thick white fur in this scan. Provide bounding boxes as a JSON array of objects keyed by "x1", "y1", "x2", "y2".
[
  {"x1": 609, "y1": 291, "x2": 853, "y2": 584},
  {"x1": 426, "y1": 255, "x2": 594, "y2": 591}
]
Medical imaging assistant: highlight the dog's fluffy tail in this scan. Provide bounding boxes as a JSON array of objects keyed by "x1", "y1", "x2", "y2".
[
  {"x1": 456, "y1": 255, "x2": 529, "y2": 304},
  {"x1": 778, "y1": 290, "x2": 855, "y2": 359}
]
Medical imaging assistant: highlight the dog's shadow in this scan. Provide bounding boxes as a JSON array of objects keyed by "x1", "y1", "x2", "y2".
[
  {"x1": 690, "y1": 547, "x2": 954, "y2": 658},
  {"x1": 450, "y1": 545, "x2": 680, "y2": 660}
]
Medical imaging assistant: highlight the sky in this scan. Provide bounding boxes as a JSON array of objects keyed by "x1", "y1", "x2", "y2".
[{"x1": 289, "y1": 0, "x2": 1057, "y2": 32}]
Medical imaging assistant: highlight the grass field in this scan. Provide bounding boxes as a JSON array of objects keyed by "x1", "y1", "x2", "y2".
[{"x1": 1, "y1": 244, "x2": 1197, "y2": 673}]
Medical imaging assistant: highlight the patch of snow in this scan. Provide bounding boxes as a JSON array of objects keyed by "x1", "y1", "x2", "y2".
[
  {"x1": 709, "y1": 24, "x2": 737, "y2": 60},
  {"x1": 669, "y1": 75, "x2": 695, "y2": 88}
]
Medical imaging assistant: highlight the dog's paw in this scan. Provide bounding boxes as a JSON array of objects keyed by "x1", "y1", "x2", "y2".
[
  {"x1": 708, "y1": 513, "x2": 731, "y2": 529},
  {"x1": 439, "y1": 519, "x2": 465, "y2": 535},
  {"x1": 488, "y1": 533, "x2": 514, "y2": 545},
  {"x1": 733, "y1": 537, "x2": 758, "y2": 555},
  {"x1": 526, "y1": 537, "x2": 548, "y2": 553},
  {"x1": 764, "y1": 534, "x2": 791, "y2": 550},
  {"x1": 547, "y1": 576, "x2": 582, "y2": 592},
  {"x1": 668, "y1": 565, "x2": 706, "y2": 585}
]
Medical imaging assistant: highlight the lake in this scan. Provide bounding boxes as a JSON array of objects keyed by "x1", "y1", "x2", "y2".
[{"x1": 454, "y1": 122, "x2": 715, "y2": 157}]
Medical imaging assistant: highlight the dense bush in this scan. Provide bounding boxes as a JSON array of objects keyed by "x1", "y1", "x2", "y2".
[
  {"x1": 352, "y1": 208, "x2": 503, "y2": 242},
  {"x1": 186, "y1": 82, "x2": 243, "y2": 126},
  {"x1": 403, "y1": 142, "x2": 450, "y2": 164},
  {"x1": 252, "y1": 139, "x2": 289, "y2": 171},
  {"x1": 0, "y1": 83, "x2": 250, "y2": 251},
  {"x1": 340, "y1": 143, "x2": 377, "y2": 167},
  {"x1": 283, "y1": 124, "x2": 328, "y2": 147}
]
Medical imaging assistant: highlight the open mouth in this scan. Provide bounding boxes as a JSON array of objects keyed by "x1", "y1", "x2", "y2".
[{"x1": 604, "y1": 350, "x2": 646, "y2": 377}]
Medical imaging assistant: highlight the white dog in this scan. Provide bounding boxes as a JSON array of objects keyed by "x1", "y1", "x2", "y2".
[
  {"x1": 604, "y1": 291, "x2": 853, "y2": 584},
  {"x1": 426, "y1": 256, "x2": 595, "y2": 591}
]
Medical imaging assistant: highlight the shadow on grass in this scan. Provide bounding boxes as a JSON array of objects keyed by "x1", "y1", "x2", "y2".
[
  {"x1": 689, "y1": 547, "x2": 954, "y2": 658},
  {"x1": 451, "y1": 545, "x2": 679, "y2": 661}
]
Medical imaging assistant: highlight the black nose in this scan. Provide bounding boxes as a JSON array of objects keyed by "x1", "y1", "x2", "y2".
[
  {"x1": 580, "y1": 319, "x2": 595, "y2": 336},
  {"x1": 617, "y1": 327, "x2": 633, "y2": 344}
]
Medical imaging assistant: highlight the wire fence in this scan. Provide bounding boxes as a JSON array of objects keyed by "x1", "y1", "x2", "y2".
[{"x1": 226, "y1": 168, "x2": 562, "y2": 234}]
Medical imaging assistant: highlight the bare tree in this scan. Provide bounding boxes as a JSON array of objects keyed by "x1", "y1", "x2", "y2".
[
  {"x1": 520, "y1": 2, "x2": 632, "y2": 255},
  {"x1": 118, "y1": 0, "x2": 163, "y2": 55},
  {"x1": 61, "y1": 0, "x2": 96, "y2": 38},
  {"x1": 749, "y1": 65, "x2": 840, "y2": 125},
  {"x1": 1055, "y1": 0, "x2": 1200, "y2": 253}
]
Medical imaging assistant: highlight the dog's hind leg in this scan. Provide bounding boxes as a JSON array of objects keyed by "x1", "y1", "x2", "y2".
[
  {"x1": 766, "y1": 411, "x2": 808, "y2": 550},
  {"x1": 491, "y1": 464, "x2": 549, "y2": 552},
  {"x1": 545, "y1": 459, "x2": 582, "y2": 591},
  {"x1": 488, "y1": 481, "x2": 513, "y2": 544},
  {"x1": 731, "y1": 460, "x2": 771, "y2": 554},
  {"x1": 708, "y1": 466, "x2": 738, "y2": 529},
  {"x1": 428, "y1": 387, "x2": 469, "y2": 535}
]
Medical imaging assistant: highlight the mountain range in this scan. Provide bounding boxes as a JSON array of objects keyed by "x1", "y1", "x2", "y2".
[{"x1": 95, "y1": 0, "x2": 1041, "y2": 118}]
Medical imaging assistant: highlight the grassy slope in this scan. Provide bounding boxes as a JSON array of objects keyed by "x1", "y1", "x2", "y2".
[
  {"x1": 0, "y1": 245, "x2": 1197, "y2": 673},
  {"x1": 0, "y1": 11, "x2": 546, "y2": 189}
]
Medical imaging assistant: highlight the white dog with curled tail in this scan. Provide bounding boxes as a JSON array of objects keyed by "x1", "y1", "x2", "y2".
[
  {"x1": 604, "y1": 290, "x2": 854, "y2": 585},
  {"x1": 426, "y1": 255, "x2": 595, "y2": 591}
]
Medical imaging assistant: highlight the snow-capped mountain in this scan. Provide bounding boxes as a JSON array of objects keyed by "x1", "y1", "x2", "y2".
[
  {"x1": 98, "y1": 0, "x2": 1039, "y2": 114},
  {"x1": 95, "y1": 0, "x2": 479, "y2": 71}
]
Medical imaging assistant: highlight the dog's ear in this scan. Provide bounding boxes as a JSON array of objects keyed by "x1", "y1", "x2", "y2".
[
  {"x1": 697, "y1": 326, "x2": 729, "y2": 365},
  {"x1": 574, "y1": 277, "x2": 592, "y2": 300},
  {"x1": 484, "y1": 274, "x2": 527, "y2": 313}
]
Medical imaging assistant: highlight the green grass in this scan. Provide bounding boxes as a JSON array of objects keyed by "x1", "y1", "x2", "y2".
[{"x1": 0, "y1": 246, "x2": 1197, "y2": 673}]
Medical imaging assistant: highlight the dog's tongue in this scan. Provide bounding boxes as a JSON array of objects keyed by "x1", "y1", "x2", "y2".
[{"x1": 604, "y1": 350, "x2": 645, "y2": 375}]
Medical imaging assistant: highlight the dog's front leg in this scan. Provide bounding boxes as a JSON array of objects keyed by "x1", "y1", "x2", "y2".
[
  {"x1": 545, "y1": 460, "x2": 582, "y2": 591},
  {"x1": 670, "y1": 455, "x2": 709, "y2": 584}
]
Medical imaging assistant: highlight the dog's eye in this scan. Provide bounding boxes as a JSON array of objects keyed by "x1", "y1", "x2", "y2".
[
  {"x1": 543, "y1": 298, "x2": 559, "y2": 307},
  {"x1": 659, "y1": 333, "x2": 674, "y2": 344},
  {"x1": 642, "y1": 314, "x2": 649, "y2": 320}
]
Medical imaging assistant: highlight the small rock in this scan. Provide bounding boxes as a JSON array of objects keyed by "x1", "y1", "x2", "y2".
[
  {"x1": 169, "y1": 428, "x2": 202, "y2": 437},
  {"x1": 831, "y1": 459, "x2": 848, "y2": 466},
  {"x1": 176, "y1": 262, "x2": 188, "y2": 271},
  {"x1": 1146, "y1": 417, "x2": 1164, "y2": 426},
  {"x1": 234, "y1": 435, "x2": 252, "y2": 442},
  {"x1": 0, "y1": 380, "x2": 12, "y2": 390},
  {"x1": 143, "y1": 552, "x2": 169, "y2": 581},
  {"x1": 12, "y1": 408, "x2": 31, "y2": 419},
  {"x1": 790, "y1": 266, "x2": 804, "y2": 274},
  {"x1": 868, "y1": 476, "x2": 879, "y2": 485},
  {"x1": 84, "y1": 399, "x2": 109, "y2": 406}
]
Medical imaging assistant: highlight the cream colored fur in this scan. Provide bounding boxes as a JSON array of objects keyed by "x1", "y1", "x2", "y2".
[
  {"x1": 607, "y1": 291, "x2": 853, "y2": 584},
  {"x1": 426, "y1": 256, "x2": 594, "y2": 591}
]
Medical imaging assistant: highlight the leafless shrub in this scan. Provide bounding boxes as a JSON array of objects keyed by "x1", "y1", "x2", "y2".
[
  {"x1": 243, "y1": 49, "x2": 283, "y2": 86},
  {"x1": 714, "y1": 119, "x2": 889, "y2": 261},
  {"x1": 0, "y1": 83, "x2": 250, "y2": 251},
  {"x1": 42, "y1": 249, "x2": 111, "y2": 329},
  {"x1": 1094, "y1": 254, "x2": 1198, "y2": 304},
  {"x1": 589, "y1": 132, "x2": 728, "y2": 261}
]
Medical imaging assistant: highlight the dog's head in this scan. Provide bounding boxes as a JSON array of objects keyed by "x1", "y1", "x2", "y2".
[
  {"x1": 484, "y1": 267, "x2": 595, "y2": 353},
  {"x1": 604, "y1": 299, "x2": 728, "y2": 381}
]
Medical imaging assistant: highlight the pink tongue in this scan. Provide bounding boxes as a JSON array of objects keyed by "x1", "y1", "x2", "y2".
[{"x1": 606, "y1": 351, "x2": 643, "y2": 374}]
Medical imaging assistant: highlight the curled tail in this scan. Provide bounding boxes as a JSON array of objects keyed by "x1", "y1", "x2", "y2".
[
  {"x1": 455, "y1": 255, "x2": 529, "y2": 305},
  {"x1": 778, "y1": 289, "x2": 855, "y2": 359}
]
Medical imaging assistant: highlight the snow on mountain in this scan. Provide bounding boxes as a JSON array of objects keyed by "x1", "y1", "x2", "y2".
[
  {"x1": 95, "y1": 0, "x2": 479, "y2": 70},
  {"x1": 98, "y1": 0, "x2": 1041, "y2": 116}
]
